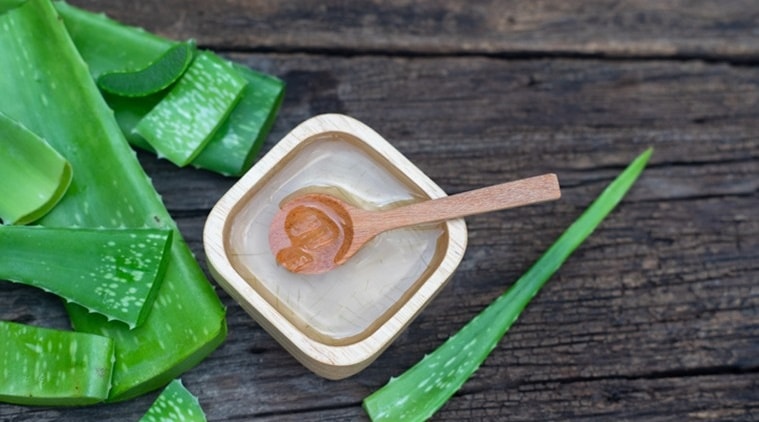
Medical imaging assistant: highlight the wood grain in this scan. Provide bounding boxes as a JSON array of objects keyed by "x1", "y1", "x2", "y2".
[
  {"x1": 2, "y1": 1, "x2": 758, "y2": 421},
  {"x1": 68, "y1": 0, "x2": 759, "y2": 61}
]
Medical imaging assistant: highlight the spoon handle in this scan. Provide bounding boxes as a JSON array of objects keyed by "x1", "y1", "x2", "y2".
[{"x1": 376, "y1": 173, "x2": 561, "y2": 231}]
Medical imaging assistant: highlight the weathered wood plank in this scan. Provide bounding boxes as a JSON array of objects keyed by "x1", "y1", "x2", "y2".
[{"x1": 67, "y1": 0, "x2": 759, "y2": 60}]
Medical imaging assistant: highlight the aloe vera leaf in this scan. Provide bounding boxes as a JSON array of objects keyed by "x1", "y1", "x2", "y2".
[
  {"x1": 363, "y1": 148, "x2": 653, "y2": 421},
  {"x1": 0, "y1": 0, "x2": 225, "y2": 402},
  {"x1": 54, "y1": 1, "x2": 171, "y2": 79},
  {"x1": 0, "y1": 112, "x2": 72, "y2": 225},
  {"x1": 134, "y1": 51, "x2": 247, "y2": 167},
  {"x1": 0, "y1": 0, "x2": 26, "y2": 14},
  {"x1": 54, "y1": 0, "x2": 178, "y2": 151},
  {"x1": 104, "y1": 91, "x2": 163, "y2": 151},
  {"x1": 55, "y1": 2, "x2": 285, "y2": 176},
  {"x1": 139, "y1": 379, "x2": 207, "y2": 422},
  {"x1": 0, "y1": 321, "x2": 114, "y2": 406},
  {"x1": 97, "y1": 41, "x2": 195, "y2": 97},
  {"x1": 0, "y1": 226, "x2": 172, "y2": 328},
  {"x1": 192, "y1": 64, "x2": 285, "y2": 176}
]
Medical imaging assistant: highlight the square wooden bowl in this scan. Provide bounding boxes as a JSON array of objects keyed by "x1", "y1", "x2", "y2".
[{"x1": 204, "y1": 114, "x2": 467, "y2": 379}]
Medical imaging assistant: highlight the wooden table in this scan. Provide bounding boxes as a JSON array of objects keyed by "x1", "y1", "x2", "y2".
[{"x1": 2, "y1": 1, "x2": 758, "y2": 420}]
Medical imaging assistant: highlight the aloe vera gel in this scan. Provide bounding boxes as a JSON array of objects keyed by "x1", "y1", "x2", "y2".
[{"x1": 228, "y1": 133, "x2": 445, "y2": 343}]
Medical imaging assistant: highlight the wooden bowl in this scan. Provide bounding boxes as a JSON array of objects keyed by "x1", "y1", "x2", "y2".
[{"x1": 204, "y1": 114, "x2": 467, "y2": 379}]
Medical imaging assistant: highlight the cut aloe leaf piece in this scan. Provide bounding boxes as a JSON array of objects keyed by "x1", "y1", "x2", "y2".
[
  {"x1": 55, "y1": 1, "x2": 285, "y2": 176},
  {"x1": 97, "y1": 41, "x2": 196, "y2": 97},
  {"x1": 139, "y1": 379, "x2": 207, "y2": 422},
  {"x1": 0, "y1": 0, "x2": 226, "y2": 402},
  {"x1": 363, "y1": 148, "x2": 653, "y2": 421},
  {"x1": 134, "y1": 51, "x2": 247, "y2": 167},
  {"x1": 0, "y1": 112, "x2": 72, "y2": 225},
  {"x1": 0, "y1": 321, "x2": 114, "y2": 406},
  {"x1": 192, "y1": 64, "x2": 285, "y2": 176},
  {"x1": 0, "y1": 226, "x2": 172, "y2": 329}
]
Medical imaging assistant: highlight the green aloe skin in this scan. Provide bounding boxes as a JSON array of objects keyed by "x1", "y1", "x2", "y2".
[
  {"x1": 0, "y1": 112, "x2": 72, "y2": 225},
  {"x1": 0, "y1": 0, "x2": 26, "y2": 13},
  {"x1": 0, "y1": 226, "x2": 172, "y2": 328},
  {"x1": 139, "y1": 379, "x2": 207, "y2": 422},
  {"x1": 0, "y1": 321, "x2": 115, "y2": 406},
  {"x1": 0, "y1": 0, "x2": 226, "y2": 402},
  {"x1": 134, "y1": 51, "x2": 248, "y2": 167},
  {"x1": 97, "y1": 41, "x2": 196, "y2": 97},
  {"x1": 364, "y1": 148, "x2": 653, "y2": 421},
  {"x1": 192, "y1": 63, "x2": 286, "y2": 176}
]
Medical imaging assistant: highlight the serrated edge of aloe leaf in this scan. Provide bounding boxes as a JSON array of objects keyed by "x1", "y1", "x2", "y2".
[
  {"x1": 97, "y1": 41, "x2": 196, "y2": 97},
  {"x1": 363, "y1": 148, "x2": 653, "y2": 421},
  {"x1": 0, "y1": 226, "x2": 173, "y2": 329}
]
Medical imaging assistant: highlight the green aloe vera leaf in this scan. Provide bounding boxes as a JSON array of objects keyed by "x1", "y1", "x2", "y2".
[
  {"x1": 54, "y1": 1, "x2": 168, "y2": 151},
  {"x1": 55, "y1": 2, "x2": 285, "y2": 176},
  {"x1": 139, "y1": 379, "x2": 207, "y2": 422},
  {"x1": 97, "y1": 41, "x2": 196, "y2": 97},
  {"x1": 104, "y1": 91, "x2": 163, "y2": 151},
  {"x1": 0, "y1": 0, "x2": 225, "y2": 402},
  {"x1": 134, "y1": 51, "x2": 248, "y2": 167},
  {"x1": 0, "y1": 0, "x2": 26, "y2": 14},
  {"x1": 363, "y1": 148, "x2": 653, "y2": 421},
  {"x1": 0, "y1": 112, "x2": 72, "y2": 225},
  {"x1": 192, "y1": 64, "x2": 285, "y2": 176},
  {"x1": 54, "y1": 1, "x2": 171, "y2": 79},
  {"x1": 0, "y1": 321, "x2": 114, "y2": 406},
  {"x1": 0, "y1": 226, "x2": 172, "y2": 329}
]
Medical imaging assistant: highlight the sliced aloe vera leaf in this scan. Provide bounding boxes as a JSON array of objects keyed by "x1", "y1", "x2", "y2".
[
  {"x1": 134, "y1": 51, "x2": 247, "y2": 167},
  {"x1": 0, "y1": 0, "x2": 225, "y2": 402},
  {"x1": 0, "y1": 226, "x2": 172, "y2": 329},
  {"x1": 97, "y1": 41, "x2": 196, "y2": 97},
  {"x1": 0, "y1": 112, "x2": 72, "y2": 225},
  {"x1": 55, "y1": 2, "x2": 284, "y2": 176},
  {"x1": 363, "y1": 148, "x2": 653, "y2": 421},
  {"x1": 139, "y1": 379, "x2": 207, "y2": 422},
  {"x1": 192, "y1": 64, "x2": 285, "y2": 176},
  {"x1": 0, "y1": 321, "x2": 114, "y2": 406}
]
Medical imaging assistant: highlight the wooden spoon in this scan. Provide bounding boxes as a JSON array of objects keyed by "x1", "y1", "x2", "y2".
[{"x1": 269, "y1": 173, "x2": 561, "y2": 274}]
